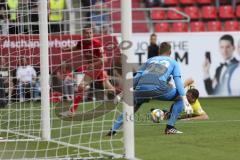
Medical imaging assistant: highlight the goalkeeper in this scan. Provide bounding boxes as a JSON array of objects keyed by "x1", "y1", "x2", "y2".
[{"x1": 107, "y1": 42, "x2": 193, "y2": 135}]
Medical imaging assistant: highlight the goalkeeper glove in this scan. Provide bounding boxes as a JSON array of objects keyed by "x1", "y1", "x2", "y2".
[{"x1": 183, "y1": 96, "x2": 193, "y2": 115}]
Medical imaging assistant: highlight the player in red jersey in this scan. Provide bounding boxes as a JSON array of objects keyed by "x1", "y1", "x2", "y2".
[{"x1": 60, "y1": 25, "x2": 117, "y2": 117}]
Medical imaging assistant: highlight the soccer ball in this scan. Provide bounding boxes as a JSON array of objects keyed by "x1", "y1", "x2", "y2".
[{"x1": 150, "y1": 109, "x2": 164, "y2": 123}]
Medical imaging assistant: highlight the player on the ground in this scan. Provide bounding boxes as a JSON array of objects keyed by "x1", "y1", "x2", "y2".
[
  {"x1": 106, "y1": 42, "x2": 193, "y2": 136},
  {"x1": 180, "y1": 78, "x2": 208, "y2": 120},
  {"x1": 59, "y1": 25, "x2": 117, "y2": 117},
  {"x1": 152, "y1": 78, "x2": 209, "y2": 121}
]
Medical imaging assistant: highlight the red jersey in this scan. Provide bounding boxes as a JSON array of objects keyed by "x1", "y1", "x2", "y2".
[
  {"x1": 76, "y1": 38, "x2": 104, "y2": 65},
  {"x1": 73, "y1": 38, "x2": 107, "y2": 81},
  {"x1": 66, "y1": 65, "x2": 108, "y2": 81}
]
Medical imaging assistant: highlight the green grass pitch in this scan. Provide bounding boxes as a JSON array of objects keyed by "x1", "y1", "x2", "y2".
[
  {"x1": 134, "y1": 97, "x2": 240, "y2": 160},
  {"x1": 0, "y1": 98, "x2": 239, "y2": 160}
]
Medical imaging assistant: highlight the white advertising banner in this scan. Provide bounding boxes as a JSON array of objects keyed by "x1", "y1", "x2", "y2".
[{"x1": 117, "y1": 32, "x2": 240, "y2": 97}]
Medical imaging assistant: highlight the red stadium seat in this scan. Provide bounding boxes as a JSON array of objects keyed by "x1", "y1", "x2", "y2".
[
  {"x1": 197, "y1": 0, "x2": 212, "y2": 5},
  {"x1": 151, "y1": 8, "x2": 166, "y2": 20},
  {"x1": 133, "y1": 23, "x2": 149, "y2": 32},
  {"x1": 173, "y1": 22, "x2": 188, "y2": 32},
  {"x1": 201, "y1": 6, "x2": 217, "y2": 19},
  {"x1": 224, "y1": 21, "x2": 239, "y2": 31},
  {"x1": 184, "y1": 6, "x2": 200, "y2": 19},
  {"x1": 190, "y1": 21, "x2": 205, "y2": 32},
  {"x1": 219, "y1": 5, "x2": 235, "y2": 19},
  {"x1": 167, "y1": 7, "x2": 183, "y2": 20},
  {"x1": 179, "y1": 0, "x2": 195, "y2": 5},
  {"x1": 113, "y1": 11, "x2": 146, "y2": 20},
  {"x1": 112, "y1": 23, "x2": 149, "y2": 33},
  {"x1": 207, "y1": 21, "x2": 222, "y2": 31},
  {"x1": 112, "y1": 12, "x2": 120, "y2": 21},
  {"x1": 237, "y1": 5, "x2": 240, "y2": 18},
  {"x1": 155, "y1": 23, "x2": 171, "y2": 32},
  {"x1": 164, "y1": 0, "x2": 178, "y2": 5},
  {"x1": 133, "y1": 11, "x2": 146, "y2": 20}
]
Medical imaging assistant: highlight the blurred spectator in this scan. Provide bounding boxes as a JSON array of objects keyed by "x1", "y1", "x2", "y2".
[
  {"x1": 8, "y1": 0, "x2": 20, "y2": 34},
  {"x1": 56, "y1": 61, "x2": 74, "y2": 101},
  {"x1": 145, "y1": 0, "x2": 164, "y2": 7},
  {"x1": 28, "y1": 0, "x2": 39, "y2": 34},
  {"x1": 148, "y1": 33, "x2": 159, "y2": 59},
  {"x1": 0, "y1": 0, "x2": 19, "y2": 34},
  {"x1": 48, "y1": 0, "x2": 66, "y2": 33},
  {"x1": 16, "y1": 57, "x2": 38, "y2": 102},
  {"x1": 81, "y1": 0, "x2": 98, "y2": 6},
  {"x1": 91, "y1": 0, "x2": 109, "y2": 33},
  {"x1": 216, "y1": 0, "x2": 235, "y2": 8},
  {"x1": 0, "y1": 57, "x2": 13, "y2": 104},
  {"x1": 33, "y1": 65, "x2": 41, "y2": 100},
  {"x1": 0, "y1": 0, "x2": 7, "y2": 34},
  {"x1": 81, "y1": 0, "x2": 91, "y2": 22}
]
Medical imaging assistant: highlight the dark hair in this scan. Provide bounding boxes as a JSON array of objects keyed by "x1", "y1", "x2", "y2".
[
  {"x1": 150, "y1": 108, "x2": 155, "y2": 112},
  {"x1": 159, "y1": 42, "x2": 171, "y2": 55},
  {"x1": 187, "y1": 88, "x2": 199, "y2": 99},
  {"x1": 219, "y1": 34, "x2": 234, "y2": 46},
  {"x1": 83, "y1": 25, "x2": 92, "y2": 31},
  {"x1": 150, "y1": 33, "x2": 157, "y2": 38}
]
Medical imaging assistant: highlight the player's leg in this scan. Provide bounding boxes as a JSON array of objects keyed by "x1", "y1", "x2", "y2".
[
  {"x1": 106, "y1": 103, "x2": 144, "y2": 136},
  {"x1": 97, "y1": 70, "x2": 118, "y2": 101},
  {"x1": 63, "y1": 79, "x2": 74, "y2": 101},
  {"x1": 70, "y1": 74, "x2": 92, "y2": 112},
  {"x1": 151, "y1": 84, "x2": 184, "y2": 134},
  {"x1": 102, "y1": 79, "x2": 115, "y2": 100},
  {"x1": 108, "y1": 80, "x2": 162, "y2": 136},
  {"x1": 60, "y1": 74, "x2": 92, "y2": 117},
  {"x1": 165, "y1": 98, "x2": 184, "y2": 134},
  {"x1": 159, "y1": 88, "x2": 184, "y2": 134},
  {"x1": 106, "y1": 88, "x2": 149, "y2": 136},
  {"x1": 17, "y1": 82, "x2": 24, "y2": 102},
  {"x1": 103, "y1": 79, "x2": 116, "y2": 93}
]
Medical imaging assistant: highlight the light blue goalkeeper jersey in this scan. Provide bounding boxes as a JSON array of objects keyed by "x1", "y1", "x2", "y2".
[{"x1": 134, "y1": 56, "x2": 185, "y2": 96}]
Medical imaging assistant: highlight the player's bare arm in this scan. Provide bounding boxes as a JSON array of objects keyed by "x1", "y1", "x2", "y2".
[
  {"x1": 180, "y1": 113, "x2": 209, "y2": 121},
  {"x1": 87, "y1": 47, "x2": 106, "y2": 70},
  {"x1": 62, "y1": 46, "x2": 79, "y2": 52},
  {"x1": 184, "y1": 78, "x2": 194, "y2": 87}
]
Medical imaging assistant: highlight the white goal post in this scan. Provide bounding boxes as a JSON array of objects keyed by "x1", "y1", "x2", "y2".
[
  {"x1": 121, "y1": 0, "x2": 135, "y2": 159},
  {"x1": 39, "y1": 0, "x2": 51, "y2": 141}
]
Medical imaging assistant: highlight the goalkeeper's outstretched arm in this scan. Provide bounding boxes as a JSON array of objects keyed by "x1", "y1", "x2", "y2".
[{"x1": 173, "y1": 76, "x2": 193, "y2": 114}]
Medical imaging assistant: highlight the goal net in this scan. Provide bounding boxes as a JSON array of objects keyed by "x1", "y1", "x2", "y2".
[{"x1": 0, "y1": 0, "x2": 129, "y2": 159}]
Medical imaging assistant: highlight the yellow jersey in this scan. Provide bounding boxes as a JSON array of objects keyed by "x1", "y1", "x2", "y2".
[
  {"x1": 191, "y1": 99, "x2": 205, "y2": 116},
  {"x1": 187, "y1": 84, "x2": 205, "y2": 116}
]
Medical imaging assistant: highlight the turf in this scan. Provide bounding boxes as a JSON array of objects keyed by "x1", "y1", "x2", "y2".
[
  {"x1": 0, "y1": 98, "x2": 239, "y2": 160},
  {"x1": 134, "y1": 98, "x2": 240, "y2": 160}
]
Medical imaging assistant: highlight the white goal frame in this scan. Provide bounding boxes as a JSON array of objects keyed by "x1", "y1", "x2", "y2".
[
  {"x1": 0, "y1": 1, "x2": 136, "y2": 159},
  {"x1": 39, "y1": 0, "x2": 135, "y2": 158}
]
